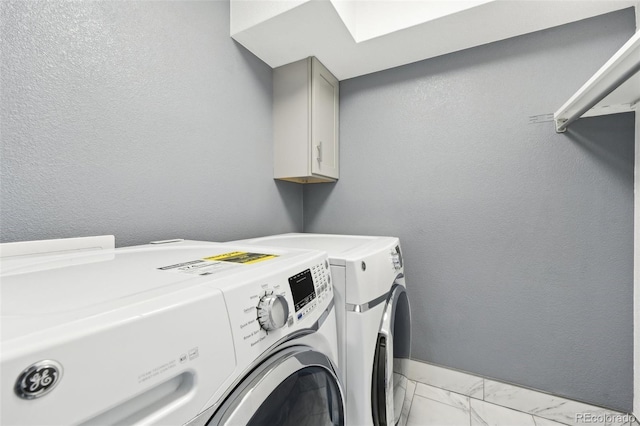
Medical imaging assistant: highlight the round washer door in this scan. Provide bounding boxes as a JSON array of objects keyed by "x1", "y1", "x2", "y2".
[
  {"x1": 371, "y1": 284, "x2": 411, "y2": 426},
  {"x1": 208, "y1": 346, "x2": 344, "y2": 426}
]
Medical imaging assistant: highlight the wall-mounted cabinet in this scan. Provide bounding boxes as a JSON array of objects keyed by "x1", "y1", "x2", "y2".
[{"x1": 274, "y1": 57, "x2": 339, "y2": 184}]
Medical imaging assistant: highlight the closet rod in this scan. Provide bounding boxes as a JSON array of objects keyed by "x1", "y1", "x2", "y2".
[{"x1": 556, "y1": 60, "x2": 640, "y2": 132}]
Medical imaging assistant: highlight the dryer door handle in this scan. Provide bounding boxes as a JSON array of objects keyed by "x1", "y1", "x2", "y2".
[{"x1": 373, "y1": 284, "x2": 412, "y2": 426}]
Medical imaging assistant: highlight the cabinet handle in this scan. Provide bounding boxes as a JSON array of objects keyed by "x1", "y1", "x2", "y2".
[{"x1": 317, "y1": 141, "x2": 322, "y2": 163}]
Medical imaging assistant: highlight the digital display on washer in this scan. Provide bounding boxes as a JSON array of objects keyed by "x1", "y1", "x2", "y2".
[{"x1": 288, "y1": 269, "x2": 316, "y2": 312}]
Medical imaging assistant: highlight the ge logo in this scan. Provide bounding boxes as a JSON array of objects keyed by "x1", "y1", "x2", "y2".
[{"x1": 15, "y1": 360, "x2": 63, "y2": 400}]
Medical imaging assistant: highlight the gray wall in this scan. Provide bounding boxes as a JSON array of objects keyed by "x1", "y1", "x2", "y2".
[
  {"x1": 1, "y1": 0, "x2": 302, "y2": 247},
  {"x1": 304, "y1": 10, "x2": 635, "y2": 411}
]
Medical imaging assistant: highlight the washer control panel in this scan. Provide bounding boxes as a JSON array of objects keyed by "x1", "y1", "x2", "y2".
[{"x1": 222, "y1": 254, "x2": 333, "y2": 354}]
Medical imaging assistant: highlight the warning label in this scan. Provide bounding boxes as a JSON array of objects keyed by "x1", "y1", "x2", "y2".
[
  {"x1": 158, "y1": 260, "x2": 206, "y2": 271},
  {"x1": 157, "y1": 252, "x2": 277, "y2": 275},
  {"x1": 157, "y1": 259, "x2": 238, "y2": 276},
  {"x1": 203, "y1": 251, "x2": 278, "y2": 264}
]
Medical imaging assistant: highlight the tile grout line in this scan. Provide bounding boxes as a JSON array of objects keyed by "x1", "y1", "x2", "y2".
[
  {"x1": 413, "y1": 393, "x2": 470, "y2": 413},
  {"x1": 483, "y1": 380, "x2": 630, "y2": 426},
  {"x1": 475, "y1": 397, "x2": 572, "y2": 426},
  {"x1": 482, "y1": 393, "x2": 571, "y2": 425},
  {"x1": 406, "y1": 359, "x2": 630, "y2": 419},
  {"x1": 407, "y1": 386, "x2": 590, "y2": 426},
  {"x1": 405, "y1": 381, "x2": 417, "y2": 426},
  {"x1": 405, "y1": 360, "x2": 631, "y2": 426},
  {"x1": 413, "y1": 378, "x2": 573, "y2": 426},
  {"x1": 411, "y1": 392, "x2": 473, "y2": 414},
  {"x1": 482, "y1": 378, "x2": 485, "y2": 401},
  {"x1": 414, "y1": 381, "x2": 473, "y2": 407}
]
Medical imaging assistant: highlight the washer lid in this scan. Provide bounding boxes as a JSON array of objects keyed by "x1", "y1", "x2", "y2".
[{"x1": 0, "y1": 240, "x2": 314, "y2": 341}]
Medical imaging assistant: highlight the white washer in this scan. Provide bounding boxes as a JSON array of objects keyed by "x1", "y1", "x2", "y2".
[
  {"x1": 1, "y1": 237, "x2": 344, "y2": 426},
  {"x1": 233, "y1": 233, "x2": 412, "y2": 426}
]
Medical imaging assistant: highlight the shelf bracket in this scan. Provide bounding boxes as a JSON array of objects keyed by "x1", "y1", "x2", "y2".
[{"x1": 555, "y1": 118, "x2": 568, "y2": 133}]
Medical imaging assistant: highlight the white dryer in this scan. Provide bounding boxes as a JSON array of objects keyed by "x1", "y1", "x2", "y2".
[
  {"x1": 233, "y1": 233, "x2": 412, "y2": 426},
  {"x1": 1, "y1": 237, "x2": 344, "y2": 426}
]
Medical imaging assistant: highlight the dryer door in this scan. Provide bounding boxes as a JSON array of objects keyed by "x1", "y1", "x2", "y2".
[
  {"x1": 208, "y1": 346, "x2": 344, "y2": 426},
  {"x1": 371, "y1": 284, "x2": 411, "y2": 426}
]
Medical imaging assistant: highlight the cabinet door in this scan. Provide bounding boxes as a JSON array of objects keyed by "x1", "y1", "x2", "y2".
[{"x1": 311, "y1": 58, "x2": 339, "y2": 179}]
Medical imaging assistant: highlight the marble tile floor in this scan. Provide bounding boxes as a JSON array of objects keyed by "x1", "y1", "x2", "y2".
[{"x1": 397, "y1": 360, "x2": 638, "y2": 426}]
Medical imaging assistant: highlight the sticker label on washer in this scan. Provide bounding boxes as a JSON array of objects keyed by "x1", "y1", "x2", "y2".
[
  {"x1": 137, "y1": 347, "x2": 199, "y2": 384},
  {"x1": 137, "y1": 359, "x2": 176, "y2": 383},
  {"x1": 157, "y1": 259, "x2": 238, "y2": 276},
  {"x1": 203, "y1": 251, "x2": 278, "y2": 264}
]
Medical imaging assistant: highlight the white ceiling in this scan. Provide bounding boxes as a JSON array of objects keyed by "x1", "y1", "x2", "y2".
[{"x1": 230, "y1": 0, "x2": 637, "y2": 80}]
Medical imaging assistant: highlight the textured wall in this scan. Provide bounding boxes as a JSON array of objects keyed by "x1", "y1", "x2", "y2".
[
  {"x1": 1, "y1": 0, "x2": 635, "y2": 413},
  {"x1": 1, "y1": 0, "x2": 302, "y2": 247},
  {"x1": 304, "y1": 10, "x2": 635, "y2": 411}
]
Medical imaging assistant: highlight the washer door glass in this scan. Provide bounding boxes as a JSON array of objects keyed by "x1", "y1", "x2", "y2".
[
  {"x1": 208, "y1": 346, "x2": 344, "y2": 426},
  {"x1": 371, "y1": 284, "x2": 411, "y2": 426},
  {"x1": 249, "y1": 365, "x2": 342, "y2": 425}
]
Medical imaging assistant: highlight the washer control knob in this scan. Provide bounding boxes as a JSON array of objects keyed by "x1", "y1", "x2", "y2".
[{"x1": 257, "y1": 294, "x2": 289, "y2": 331}]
